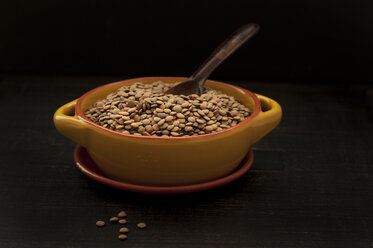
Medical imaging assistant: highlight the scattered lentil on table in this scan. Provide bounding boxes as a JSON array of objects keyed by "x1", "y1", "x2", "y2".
[
  {"x1": 137, "y1": 222, "x2": 146, "y2": 229},
  {"x1": 118, "y1": 234, "x2": 127, "y2": 240},
  {"x1": 118, "y1": 219, "x2": 127, "y2": 224},
  {"x1": 84, "y1": 81, "x2": 251, "y2": 137},
  {"x1": 109, "y1": 217, "x2": 118, "y2": 222},
  {"x1": 95, "y1": 210, "x2": 147, "y2": 241},
  {"x1": 117, "y1": 211, "x2": 127, "y2": 218},
  {"x1": 95, "y1": 221, "x2": 105, "y2": 227}
]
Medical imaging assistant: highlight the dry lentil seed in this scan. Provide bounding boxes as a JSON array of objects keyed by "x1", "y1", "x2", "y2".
[
  {"x1": 128, "y1": 107, "x2": 136, "y2": 113},
  {"x1": 219, "y1": 110, "x2": 226, "y2": 115},
  {"x1": 119, "y1": 227, "x2": 129, "y2": 233},
  {"x1": 152, "y1": 124, "x2": 160, "y2": 131},
  {"x1": 160, "y1": 123, "x2": 168, "y2": 129},
  {"x1": 124, "y1": 120, "x2": 134, "y2": 124},
  {"x1": 172, "y1": 126, "x2": 180, "y2": 132},
  {"x1": 110, "y1": 217, "x2": 119, "y2": 222},
  {"x1": 119, "y1": 219, "x2": 127, "y2": 224},
  {"x1": 167, "y1": 125, "x2": 174, "y2": 130},
  {"x1": 176, "y1": 113, "x2": 185, "y2": 118},
  {"x1": 96, "y1": 221, "x2": 105, "y2": 227},
  {"x1": 118, "y1": 211, "x2": 127, "y2": 217},
  {"x1": 138, "y1": 126, "x2": 145, "y2": 133},
  {"x1": 158, "y1": 113, "x2": 167, "y2": 118},
  {"x1": 131, "y1": 122, "x2": 140, "y2": 128},
  {"x1": 137, "y1": 222, "x2": 147, "y2": 229},
  {"x1": 188, "y1": 116, "x2": 196, "y2": 122},
  {"x1": 127, "y1": 101, "x2": 135, "y2": 107},
  {"x1": 165, "y1": 116, "x2": 173, "y2": 122},
  {"x1": 230, "y1": 110, "x2": 239, "y2": 116},
  {"x1": 200, "y1": 102, "x2": 208, "y2": 109},
  {"x1": 118, "y1": 234, "x2": 127, "y2": 240},
  {"x1": 185, "y1": 126, "x2": 193, "y2": 132},
  {"x1": 124, "y1": 125, "x2": 131, "y2": 130},
  {"x1": 205, "y1": 124, "x2": 218, "y2": 131},
  {"x1": 172, "y1": 105, "x2": 182, "y2": 112},
  {"x1": 142, "y1": 119, "x2": 151, "y2": 125},
  {"x1": 153, "y1": 117, "x2": 161, "y2": 122},
  {"x1": 145, "y1": 125, "x2": 152, "y2": 131},
  {"x1": 181, "y1": 102, "x2": 189, "y2": 108}
]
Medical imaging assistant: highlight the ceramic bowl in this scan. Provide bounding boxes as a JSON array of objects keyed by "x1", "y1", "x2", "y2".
[{"x1": 54, "y1": 77, "x2": 282, "y2": 186}]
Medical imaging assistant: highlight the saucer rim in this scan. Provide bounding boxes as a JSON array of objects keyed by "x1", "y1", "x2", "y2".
[{"x1": 74, "y1": 145, "x2": 254, "y2": 194}]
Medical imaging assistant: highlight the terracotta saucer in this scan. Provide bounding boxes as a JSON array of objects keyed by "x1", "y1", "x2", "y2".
[{"x1": 74, "y1": 145, "x2": 254, "y2": 194}]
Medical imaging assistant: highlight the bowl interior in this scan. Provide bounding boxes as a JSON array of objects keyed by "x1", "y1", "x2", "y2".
[{"x1": 79, "y1": 77, "x2": 257, "y2": 115}]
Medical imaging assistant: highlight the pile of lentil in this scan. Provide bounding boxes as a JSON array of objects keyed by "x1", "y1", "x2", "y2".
[{"x1": 84, "y1": 81, "x2": 251, "y2": 136}]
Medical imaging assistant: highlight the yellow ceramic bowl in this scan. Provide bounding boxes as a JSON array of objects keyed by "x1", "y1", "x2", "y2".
[{"x1": 54, "y1": 77, "x2": 282, "y2": 186}]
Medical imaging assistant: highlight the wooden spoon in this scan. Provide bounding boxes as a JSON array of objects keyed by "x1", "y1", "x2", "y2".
[{"x1": 165, "y1": 23, "x2": 260, "y2": 96}]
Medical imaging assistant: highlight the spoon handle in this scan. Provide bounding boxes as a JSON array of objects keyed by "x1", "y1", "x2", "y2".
[{"x1": 191, "y1": 23, "x2": 260, "y2": 84}]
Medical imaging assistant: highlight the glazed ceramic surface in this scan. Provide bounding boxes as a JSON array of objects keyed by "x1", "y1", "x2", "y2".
[
  {"x1": 54, "y1": 77, "x2": 282, "y2": 186},
  {"x1": 74, "y1": 145, "x2": 254, "y2": 194}
]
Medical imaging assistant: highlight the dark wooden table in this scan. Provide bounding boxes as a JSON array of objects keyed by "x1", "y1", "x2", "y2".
[{"x1": 1, "y1": 76, "x2": 372, "y2": 248}]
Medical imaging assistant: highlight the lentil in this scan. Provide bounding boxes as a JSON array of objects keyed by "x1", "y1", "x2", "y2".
[
  {"x1": 96, "y1": 221, "x2": 105, "y2": 227},
  {"x1": 137, "y1": 222, "x2": 147, "y2": 229},
  {"x1": 118, "y1": 234, "x2": 127, "y2": 240},
  {"x1": 119, "y1": 219, "x2": 127, "y2": 224},
  {"x1": 118, "y1": 211, "x2": 127, "y2": 218},
  {"x1": 110, "y1": 217, "x2": 119, "y2": 223}
]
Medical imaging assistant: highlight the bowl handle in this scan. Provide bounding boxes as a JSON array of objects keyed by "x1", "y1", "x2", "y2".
[
  {"x1": 250, "y1": 94, "x2": 282, "y2": 145},
  {"x1": 53, "y1": 99, "x2": 90, "y2": 147}
]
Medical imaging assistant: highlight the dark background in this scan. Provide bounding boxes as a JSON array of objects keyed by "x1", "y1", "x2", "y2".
[
  {"x1": 1, "y1": 1, "x2": 373, "y2": 248},
  {"x1": 1, "y1": 0, "x2": 373, "y2": 81}
]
